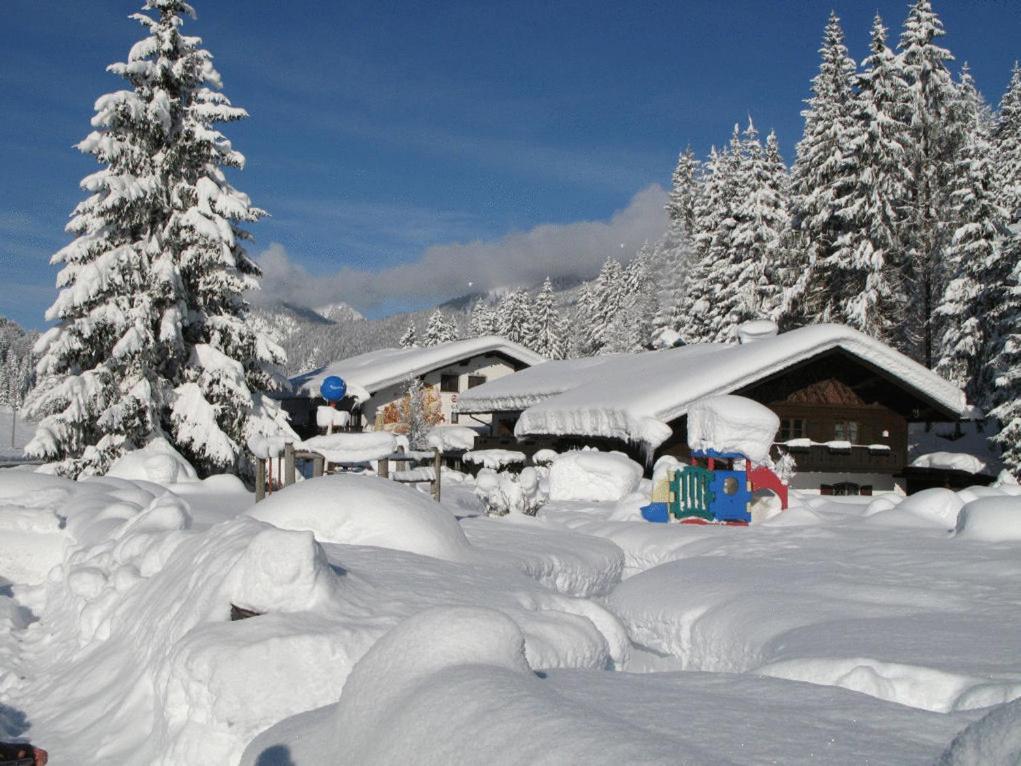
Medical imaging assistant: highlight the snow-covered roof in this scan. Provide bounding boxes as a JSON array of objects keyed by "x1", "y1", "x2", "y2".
[
  {"x1": 290, "y1": 336, "x2": 544, "y2": 397},
  {"x1": 458, "y1": 324, "x2": 967, "y2": 449}
]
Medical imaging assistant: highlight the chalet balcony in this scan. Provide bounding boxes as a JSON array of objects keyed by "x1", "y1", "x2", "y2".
[{"x1": 773, "y1": 440, "x2": 903, "y2": 474}]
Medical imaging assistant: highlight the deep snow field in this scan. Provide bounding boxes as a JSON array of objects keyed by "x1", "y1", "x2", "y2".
[{"x1": 1, "y1": 451, "x2": 1020, "y2": 765}]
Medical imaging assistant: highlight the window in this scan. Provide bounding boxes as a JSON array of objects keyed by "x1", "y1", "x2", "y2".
[
  {"x1": 834, "y1": 420, "x2": 859, "y2": 443},
  {"x1": 440, "y1": 374, "x2": 460, "y2": 393},
  {"x1": 450, "y1": 412, "x2": 459, "y2": 424},
  {"x1": 779, "y1": 418, "x2": 807, "y2": 442},
  {"x1": 467, "y1": 375, "x2": 487, "y2": 389}
]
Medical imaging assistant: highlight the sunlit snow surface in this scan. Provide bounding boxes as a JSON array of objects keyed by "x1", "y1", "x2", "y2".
[{"x1": 1, "y1": 467, "x2": 1019, "y2": 765}]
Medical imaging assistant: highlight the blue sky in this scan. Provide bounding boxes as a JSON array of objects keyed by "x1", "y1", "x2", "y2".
[{"x1": 1, "y1": 0, "x2": 1019, "y2": 329}]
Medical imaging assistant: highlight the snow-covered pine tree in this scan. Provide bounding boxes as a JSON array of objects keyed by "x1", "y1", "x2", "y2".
[
  {"x1": 936, "y1": 65, "x2": 1011, "y2": 405},
  {"x1": 987, "y1": 225, "x2": 1021, "y2": 476},
  {"x1": 727, "y1": 120, "x2": 788, "y2": 325},
  {"x1": 592, "y1": 257, "x2": 626, "y2": 353},
  {"x1": 995, "y1": 62, "x2": 1021, "y2": 220},
  {"x1": 830, "y1": 14, "x2": 912, "y2": 344},
  {"x1": 788, "y1": 11, "x2": 858, "y2": 328},
  {"x1": 423, "y1": 310, "x2": 458, "y2": 346},
  {"x1": 468, "y1": 300, "x2": 498, "y2": 337},
  {"x1": 668, "y1": 147, "x2": 701, "y2": 237},
  {"x1": 26, "y1": 0, "x2": 289, "y2": 477},
  {"x1": 897, "y1": 0, "x2": 963, "y2": 367},
  {"x1": 530, "y1": 278, "x2": 567, "y2": 359},
  {"x1": 570, "y1": 282, "x2": 599, "y2": 357},
  {"x1": 399, "y1": 321, "x2": 418, "y2": 348},
  {"x1": 496, "y1": 289, "x2": 534, "y2": 346},
  {"x1": 653, "y1": 149, "x2": 700, "y2": 336},
  {"x1": 679, "y1": 145, "x2": 727, "y2": 343}
]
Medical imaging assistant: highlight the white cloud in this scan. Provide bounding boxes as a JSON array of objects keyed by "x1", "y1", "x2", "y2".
[{"x1": 251, "y1": 184, "x2": 667, "y2": 311}]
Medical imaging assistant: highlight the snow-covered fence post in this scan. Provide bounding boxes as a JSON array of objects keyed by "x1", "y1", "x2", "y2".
[
  {"x1": 312, "y1": 454, "x2": 325, "y2": 478},
  {"x1": 432, "y1": 448, "x2": 442, "y2": 502},
  {"x1": 255, "y1": 459, "x2": 266, "y2": 502},
  {"x1": 284, "y1": 442, "x2": 296, "y2": 486},
  {"x1": 378, "y1": 456, "x2": 389, "y2": 479}
]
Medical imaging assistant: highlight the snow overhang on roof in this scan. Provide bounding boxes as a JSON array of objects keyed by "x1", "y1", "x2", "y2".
[
  {"x1": 289, "y1": 336, "x2": 545, "y2": 397},
  {"x1": 498, "y1": 324, "x2": 967, "y2": 450}
]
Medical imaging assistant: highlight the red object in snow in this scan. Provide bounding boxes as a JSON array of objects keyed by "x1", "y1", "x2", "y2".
[{"x1": 747, "y1": 464, "x2": 789, "y2": 510}]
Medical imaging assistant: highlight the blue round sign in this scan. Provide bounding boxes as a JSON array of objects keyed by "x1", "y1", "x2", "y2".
[{"x1": 320, "y1": 375, "x2": 347, "y2": 402}]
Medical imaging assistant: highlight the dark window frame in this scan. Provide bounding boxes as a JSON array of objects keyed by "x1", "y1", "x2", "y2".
[
  {"x1": 467, "y1": 374, "x2": 487, "y2": 389},
  {"x1": 440, "y1": 374, "x2": 460, "y2": 393}
]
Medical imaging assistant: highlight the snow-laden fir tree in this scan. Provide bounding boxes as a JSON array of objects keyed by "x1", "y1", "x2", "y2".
[
  {"x1": 995, "y1": 63, "x2": 1021, "y2": 220},
  {"x1": 829, "y1": 14, "x2": 912, "y2": 344},
  {"x1": 399, "y1": 321, "x2": 418, "y2": 348},
  {"x1": 653, "y1": 150, "x2": 701, "y2": 335},
  {"x1": 422, "y1": 310, "x2": 458, "y2": 346},
  {"x1": 668, "y1": 147, "x2": 701, "y2": 237},
  {"x1": 987, "y1": 224, "x2": 1021, "y2": 476},
  {"x1": 897, "y1": 0, "x2": 963, "y2": 367},
  {"x1": 592, "y1": 258, "x2": 626, "y2": 353},
  {"x1": 468, "y1": 300, "x2": 498, "y2": 337},
  {"x1": 936, "y1": 65, "x2": 1011, "y2": 406},
  {"x1": 570, "y1": 282, "x2": 599, "y2": 357},
  {"x1": 496, "y1": 289, "x2": 534, "y2": 346},
  {"x1": 25, "y1": 0, "x2": 289, "y2": 477},
  {"x1": 727, "y1": 120, "x2": 789, "y2": 324},
  {"x1": 787, "y1": 11, "x2": 857, "y2": 327},
  {"x1": 529, "y1": 279, "x2": 567, "y2": 359}
]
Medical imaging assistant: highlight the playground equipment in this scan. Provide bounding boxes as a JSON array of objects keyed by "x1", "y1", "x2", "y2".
[{"x1": 641, "y1": 449, "x2": 788, "y2": 525}]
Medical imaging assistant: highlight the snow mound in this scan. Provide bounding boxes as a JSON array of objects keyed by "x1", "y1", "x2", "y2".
[
  {"x1": 248, "y1": 474, "x2": 472, "y2": 561},
  {"x1": 548, "y1": 450, "x2": 642, "y2": 502},
  {"x1": 937, "y1": 697, "x2": 1021, "y2": 766},
  {"x1": 240, "y1": 606, "x2": 693, "y2": 766},
  {"x1": 954, "y1": 495, "x2": 1021, "y2": 542},
  {"x1": 736, "y1": 319, "x2": 779, "y2": 344},
  {"x1": 300, "y1": 432, "x2": 399, "y2": 463},
  {"x1": 426, "y1": 425, "x2": 478, "y2": 452},
  {"x1": 687, "y1": 394, "x2": 779, "y2": 463},
  {"x1": 911, "y1": 451, "x2": 988, "y2": 474},
  {"x1": 106, "y1": 437, "x2": 199, "y2": 484},
  {"x1": 897, "y1": 488, "x2": 964, "y2": 527}
]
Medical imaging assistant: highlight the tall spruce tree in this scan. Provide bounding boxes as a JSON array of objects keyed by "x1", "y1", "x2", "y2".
[
  {"x1": 936, "y1": 66, "x2": 1011, "y2": 404},
  {"x1": 530, "y1": 278, "x2": 567, "y2": 359},
  {"x1": 788, "y1": 11, "x2": 858, "y2": 326},
  {"x1": 468, "y1": 300, "x2": 498, "y2": 337},
  {"x1": 831, "y1": 15, "x2": 912, "y2": 344},
  {"x1": 496, "y1": 289, "x2": 534, "y2": 346},
  {"x1": 423, "y1": 310, "x2": 458, "y2": 346},
  {"x1": 988, "y1": 224, "x2": 1021, "y2": 476},
  {"x1": 26, "y1": 0, "x2": 288, "y2": 477},
  {"x1": 399, "y1": 321, "x2": 418, "y2": 348},
  {"x1": 897, "y1": 0, "x2": 962, "y2": 367},
  {"x1": 995, "y1": 63, "x2": 1021, "y2": 220}
]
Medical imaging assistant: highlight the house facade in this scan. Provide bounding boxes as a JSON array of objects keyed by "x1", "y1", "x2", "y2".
[
  {"x1": 456, "y1": 324, "x2": 968, "y2": 495},
  {"x1": 281, "y1": 336, "x2": 544, "y2": 439}
]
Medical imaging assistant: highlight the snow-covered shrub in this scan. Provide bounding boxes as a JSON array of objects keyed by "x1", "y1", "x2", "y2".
[
  {"x1": 474, "y1": 467, "x2": 548, "y2": 516},
  {"x1": 953, "y1": 495, "x2": 1021, "y2": 541},
  {"x1": 547, "y1": 450, "x2": 642, "y2": 503},
  {"x1": 248, "y1": 474, "x2": 472, "y2": 561}
]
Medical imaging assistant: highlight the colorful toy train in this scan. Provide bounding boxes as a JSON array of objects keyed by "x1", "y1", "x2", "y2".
[{"x1": 640, "y1": 449, "x2": 788, "y2": 525}]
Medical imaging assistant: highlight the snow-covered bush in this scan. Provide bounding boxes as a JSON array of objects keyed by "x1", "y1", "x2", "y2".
[
  {"x1": 248, "y1": 474, "x2": 472, "y2": 561},
  {"x1": 474, "y1": 467, "x2": 547, "y2": 516},
  {"x1": 954, "y1": 495, "x2": 1021, "y2": 541},
  {"x1": 547, "y1": 450, "x2": 642, "y2": 503}
]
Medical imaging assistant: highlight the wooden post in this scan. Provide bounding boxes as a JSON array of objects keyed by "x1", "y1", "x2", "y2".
[
  {"x1": 432, "y1": 448, "x2": 442, "y2": 502},
  {"x1": 255, "y1": 458, "x2": 266, "y2": 502},
  {"x1": 284, "y1": 442, "x2": 296, "y2": 487},
  {"x1": 313, "y1": 454, "x2": 325, "y2": 478},
  {"x1": 378, "y1": 456, "x2": 389, "y2": 479}
]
